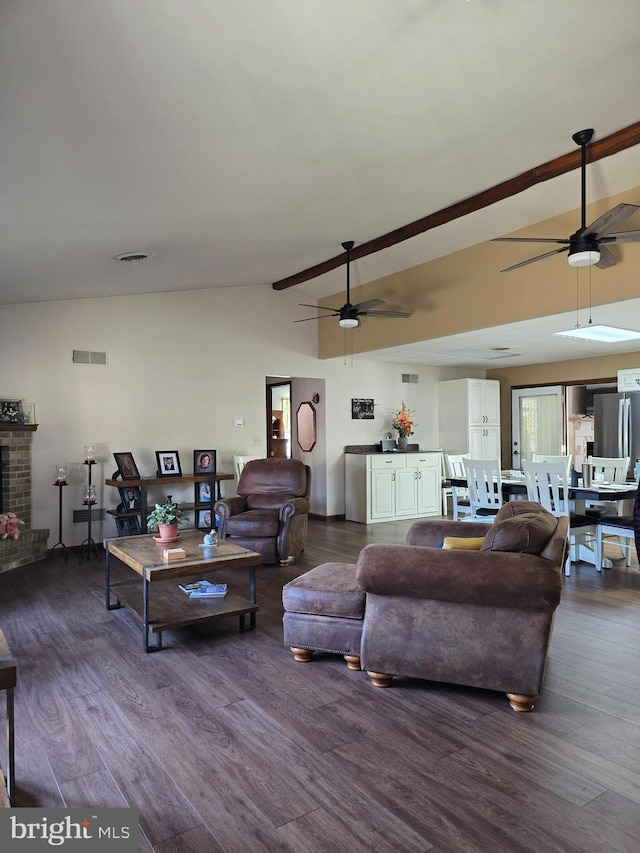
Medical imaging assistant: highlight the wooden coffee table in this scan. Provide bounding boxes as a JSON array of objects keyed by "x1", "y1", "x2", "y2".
[{"x1": 104, "y1": 530, "x2": 261, "y2": 652}]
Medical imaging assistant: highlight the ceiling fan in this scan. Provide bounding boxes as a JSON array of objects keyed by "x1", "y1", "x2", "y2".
[
  {"x1": 295, "y1": 240, "x2": 412, "y2": 328},
  {"x1": 493, "y1": 129, "x2": 640, "y2": 272}
]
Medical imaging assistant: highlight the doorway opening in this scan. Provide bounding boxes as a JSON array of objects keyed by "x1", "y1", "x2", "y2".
[
  {"x1": 267, "y1": 381, "x2": 291, "y2": 458},
  {"x1": 511, "y1": 378, "x2": 618, "y2": 474}
]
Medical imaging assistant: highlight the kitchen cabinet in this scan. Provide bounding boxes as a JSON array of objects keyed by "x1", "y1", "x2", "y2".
[
  {"x1": 345, "y1": 452, "x2": 441, "y2": 524},
  {"x1": 438, "y1": 378, "x2": 501, "y2": 461}
]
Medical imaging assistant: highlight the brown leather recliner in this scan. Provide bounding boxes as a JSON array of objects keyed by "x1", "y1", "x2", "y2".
[{"x1": 214, "y1": 458, "x2": 311, "y2": 564}]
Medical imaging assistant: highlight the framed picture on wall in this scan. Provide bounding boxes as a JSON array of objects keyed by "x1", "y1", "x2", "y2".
[
  {"x1": 156, "y1": 451, "x2": 182, "y2": 477},
  {"x1": 351, "y1": 398, "x2": 374, "y2": 419}
]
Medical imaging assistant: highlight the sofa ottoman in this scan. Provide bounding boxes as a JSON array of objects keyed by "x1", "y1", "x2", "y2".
[{"x1": 282, "y1": 562, "x2": 365, "y2": 670}]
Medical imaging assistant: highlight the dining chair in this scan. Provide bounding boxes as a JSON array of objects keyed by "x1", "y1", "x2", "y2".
[
  {"x1": 532, "y1": 453, "x2": 573, "y2": 482},
  {"x1": 461, "y1": 458, "x2": 503, "y2": 522},
  {"x1": 585, "y1": 455, "x2": 631, "y2": 560},
  {"x1": 522, "y1": 459, "x2": 597, "y2": 576},
  {"x1": 233, "y1": 454, "x2": 263, "y2": 482},
  {"x1": 443, "y1": 453, "x2": 470, "y2": 519}
]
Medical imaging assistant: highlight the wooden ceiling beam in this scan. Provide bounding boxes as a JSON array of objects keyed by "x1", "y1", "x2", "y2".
[{"x1": 272, "y1": 120, "x2": 640, "y2": 291}]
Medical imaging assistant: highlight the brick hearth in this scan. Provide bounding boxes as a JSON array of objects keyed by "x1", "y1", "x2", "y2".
[{"x1": 0, "y1": 424, "x2": 49, "y2": 573}]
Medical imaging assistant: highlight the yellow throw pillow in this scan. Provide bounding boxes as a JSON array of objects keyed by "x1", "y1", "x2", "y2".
[{"x1": 442, "y1": 536, "x2": 485, "y2": 550}]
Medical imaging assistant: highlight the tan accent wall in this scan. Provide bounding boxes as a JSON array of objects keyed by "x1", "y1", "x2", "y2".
[{"x1": 318, "y1": 185, "x2": 640, "y2": 359}]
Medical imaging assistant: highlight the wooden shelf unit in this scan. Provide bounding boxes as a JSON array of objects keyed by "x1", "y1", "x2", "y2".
[{"x1": 105, "y1": 473, "x2": 234, "y2": 534}]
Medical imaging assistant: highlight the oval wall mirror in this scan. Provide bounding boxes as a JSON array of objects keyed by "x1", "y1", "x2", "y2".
[{"x1": 296, "y1": 401, "x2": 317, "y2": 452}]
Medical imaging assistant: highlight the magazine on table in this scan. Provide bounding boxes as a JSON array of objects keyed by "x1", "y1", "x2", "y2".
[{"x1": 178, "y1": 580, "x2": 228, "y2": 598}]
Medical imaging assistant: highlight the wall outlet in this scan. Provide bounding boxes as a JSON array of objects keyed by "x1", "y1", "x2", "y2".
[{"x1": 253, "y1": 437, "x2": 261, "y2": 446}]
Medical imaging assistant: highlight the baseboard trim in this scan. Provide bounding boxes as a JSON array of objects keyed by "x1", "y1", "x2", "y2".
[{"x1": 309, "y1": 513, "x2": 346, "y2": 522}]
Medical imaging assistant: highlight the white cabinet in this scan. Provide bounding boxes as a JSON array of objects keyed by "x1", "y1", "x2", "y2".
[
  {"x1": 467, "y1": 379, "x2": 500, "y2": 425},
  {"x1": 469, "y1": 426, "x2": 501, "y2": 460},
  {"x1": 345, "y1": 453, "x2": 441, "y2": 524},
  {"x1": 438, "y1": 378, "x2": 501, "y2": 461}
]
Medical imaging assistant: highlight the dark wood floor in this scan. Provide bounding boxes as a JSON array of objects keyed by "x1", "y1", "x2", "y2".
[{"x1": 1, "y1": 518, "x2": 640, "y2": 852}]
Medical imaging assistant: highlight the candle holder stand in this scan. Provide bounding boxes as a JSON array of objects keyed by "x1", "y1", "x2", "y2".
[
  {"x1": 50, "y1": 481, "x2": 69, "y2": 561},
  {"x1": 80, "y1": 460, "x2": 99, "y2": 561}
]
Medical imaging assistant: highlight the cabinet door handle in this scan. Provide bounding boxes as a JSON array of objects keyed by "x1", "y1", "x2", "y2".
[{"x1": 392, "y1": 472, "x2": 395, "y2": 481}]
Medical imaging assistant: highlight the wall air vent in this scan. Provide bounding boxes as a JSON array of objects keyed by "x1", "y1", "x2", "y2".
[
  {"x1": 73, "y1": 508, "x2": 106, "y2": 524},
  {"x1": 401, "y1": 373, "x2": 419, "y2": 384},
  {"x1": 72, "y1": 349, "x2": 108, "y2": 366}
]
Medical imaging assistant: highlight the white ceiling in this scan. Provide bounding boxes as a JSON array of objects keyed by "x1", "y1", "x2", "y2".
[{"x1": 3, "y1": 1, "x2": 640, "y2": 368}]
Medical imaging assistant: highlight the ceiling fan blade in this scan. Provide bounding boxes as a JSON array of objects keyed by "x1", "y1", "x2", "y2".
[
  {"x1": 600, "y1": 229, "x2": 640, "y2": 244},
  {"x1": 298, "y1": 302, "x2": 342, "y2": 312},
  {"x1": 358, "y1": 309, "x2": 412, "y2": 318},
  {"x1": 500, "y1": 246, "x2": 569, "y2": 273},
  {"x1": 293, "y1": 313, "x2": 338, "y2": 323},
  {"x1": 595, "y1": 245, "x2": 617, "y2": 269},
  {"x1": 492, "y1": 237, "x2": 570, "y2": 245},
  {"x1": 584, "y1": 203, "x2": 640, "y2": 238},
  {"x1": 352, "y1": 298, "x2": 385, "y2": 311}
]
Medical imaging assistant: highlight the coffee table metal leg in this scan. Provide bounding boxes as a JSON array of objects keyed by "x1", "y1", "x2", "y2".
[
  {"x1": 105, "y1": 549, "x2": 122, "y2": 611},
  {"x1": 142, "y1": 575, "x2": 162, "y2": 652},
  {"x1": 249, "y1": 565, "x2": 256, "y2": 629}
]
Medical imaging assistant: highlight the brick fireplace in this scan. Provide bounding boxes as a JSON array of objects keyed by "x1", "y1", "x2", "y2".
[{"x1": 0, "y1": 424, "x2": 48, "y2": 573}]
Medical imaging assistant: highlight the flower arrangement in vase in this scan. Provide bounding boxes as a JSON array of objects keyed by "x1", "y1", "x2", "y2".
[{"x1": 391, "y1": 401, "x2": 416, "y2": 451}]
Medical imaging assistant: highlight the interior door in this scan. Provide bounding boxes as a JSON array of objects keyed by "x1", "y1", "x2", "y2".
[{"x1": 511, "y1": 386, "x2": 564, "y2": 469}]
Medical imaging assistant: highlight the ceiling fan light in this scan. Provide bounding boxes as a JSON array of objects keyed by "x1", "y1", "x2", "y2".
[
  {"x1": 339, "y1": 317, "x2": 359, "y2": 329},
  {"x1": 568, "y1": 249, "x2": 600, "y2": 267}
]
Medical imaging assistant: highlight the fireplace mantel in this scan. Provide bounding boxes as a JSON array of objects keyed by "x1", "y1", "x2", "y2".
[{"x1": 0, "y1": 423, "x2": 38, "y2": 432}]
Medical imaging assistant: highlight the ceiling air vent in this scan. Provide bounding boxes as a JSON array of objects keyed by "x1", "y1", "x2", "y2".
[
  {"x1": 402, "y1": 373, "x2": 418, "y2": 384},
  {"x1": 72, "y1": 349, "x2": 108, "y2": 366}
]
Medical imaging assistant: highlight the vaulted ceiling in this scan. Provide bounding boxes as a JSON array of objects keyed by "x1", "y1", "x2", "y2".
[{"x1": 2, "y1": 1, "x2": 640, "y2": 366}]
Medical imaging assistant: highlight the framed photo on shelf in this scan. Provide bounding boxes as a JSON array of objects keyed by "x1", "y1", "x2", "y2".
[
  {"x1": 351, "y1": 398, "x2": 374, "y2": 419},
  {"x1": 197, "y1": 508, "x2": 213, "y2": 530},
  {"x1": 156, "y1": 450, "x2": 182, "y2": 477},
  {"x1": 195, "y1": 481, "x2": 212, "y2": 504},
  {"x1": 113, "y1": 452, "x2": 140, "y2": 480},
  {"x1": 115, "y1": 516, "x2": 142, "y2": 536},
  {"x1": 20, "y1": 402, "x2": 35, "y2": 424},
  {"x1": 193, "y1": 449, "x2": 216, "y2": 474},
  {"x1": 0, "y1": 400, "x2": 23, "y2": 423},
  {"x1": 117, "y1": 486, "x2": 142, "y2": 512}
]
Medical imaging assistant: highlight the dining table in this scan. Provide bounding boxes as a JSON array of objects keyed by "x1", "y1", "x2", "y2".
[{"x1": 448, "y1": 471, "x2": 638, "y2": 569}]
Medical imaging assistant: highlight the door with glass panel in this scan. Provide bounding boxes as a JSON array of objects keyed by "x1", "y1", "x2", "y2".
[{"x1": 511, "y1": 386, "x2": 564, "y2": 470}]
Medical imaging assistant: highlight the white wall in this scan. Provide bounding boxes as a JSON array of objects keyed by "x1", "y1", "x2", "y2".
[{"x1": 0, "y1": 286, "x2": 479, "y2": 544}]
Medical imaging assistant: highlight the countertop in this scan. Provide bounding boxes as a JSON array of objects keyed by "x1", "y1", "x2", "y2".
[{"x1": 344, "y1": 444, "x2": 442, "y2": 455}]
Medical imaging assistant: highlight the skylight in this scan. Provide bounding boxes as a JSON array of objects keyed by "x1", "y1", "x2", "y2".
[{"x1": 553, "y1": 325, "x2": 640, "y2": 343}]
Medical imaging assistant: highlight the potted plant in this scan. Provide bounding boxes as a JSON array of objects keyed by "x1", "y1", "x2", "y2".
[{"x1": 146, "y1": 500, "x2": 186, "y2": 541}]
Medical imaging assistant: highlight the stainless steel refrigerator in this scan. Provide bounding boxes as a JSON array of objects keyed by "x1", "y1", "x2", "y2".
[{"x1": 593, "y1": 392, "x2": 640, "y2": 476}]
